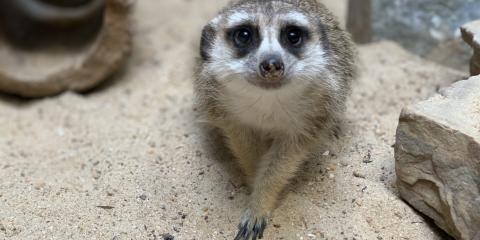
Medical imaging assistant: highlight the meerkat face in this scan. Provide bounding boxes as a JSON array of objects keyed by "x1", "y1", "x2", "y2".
[{"x1": 200, "y1": 2, "x2": 332, "y2": 91}]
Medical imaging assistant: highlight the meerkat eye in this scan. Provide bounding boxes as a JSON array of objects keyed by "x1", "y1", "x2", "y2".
[
  {"x1": 286, "y1": 27, "x2": 304, "y2": 47},
  {"x1": 233, "y1": 27, "x2": 253, "y2": 48}
]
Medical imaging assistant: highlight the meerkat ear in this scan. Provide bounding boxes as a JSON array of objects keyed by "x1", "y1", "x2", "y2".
[{"x1": 200, "y1": 24, "x2": 217, "y2": 61}]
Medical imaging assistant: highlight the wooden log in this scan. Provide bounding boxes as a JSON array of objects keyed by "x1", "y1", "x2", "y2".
[{"x1": 346, "y1": 0, "x2": 372, "y2": 44}]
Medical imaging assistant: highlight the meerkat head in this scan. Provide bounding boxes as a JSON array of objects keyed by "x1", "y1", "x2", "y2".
[{"x1": 200, "y1": 1, "x2": 334, "y2": 92}]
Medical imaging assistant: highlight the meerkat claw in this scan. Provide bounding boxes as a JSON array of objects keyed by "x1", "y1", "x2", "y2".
[{"x1": 234, "y1": 210, "x2": 267, "y2": 240}]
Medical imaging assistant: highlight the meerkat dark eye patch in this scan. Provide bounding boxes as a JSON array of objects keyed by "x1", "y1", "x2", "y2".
[
  {"x1": 226, "y1": 24, "x2": 260, "y2": 58},
  {"x1": 200, "y1": 24, "x2": 217, "y2": 61},
  {"x1": 318, "y1": 22, "x2": 330, "y2": 52},
  {"x1": 280, "y1": 25, "x2": 310, "y2": 57}
]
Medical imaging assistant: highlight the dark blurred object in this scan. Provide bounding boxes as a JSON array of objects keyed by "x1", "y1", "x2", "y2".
[
  {"x1": 461, "y1": 20, "x2": 480, "y2": 76},
  {"x1": 346, "y1": 0, "x2": 372, "y2": 44},
  {"x1": 39, "y1": 0, "x2": 94, "y2": 7},
  {"x1": 0, "y1": 0, "x2": 105, "y2": 49}
]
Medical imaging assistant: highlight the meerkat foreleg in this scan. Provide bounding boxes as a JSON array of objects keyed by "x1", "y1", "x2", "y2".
[
  {"x1": 234, "y1": 137, "x2": 311, "y2": 240},
  {"x1": 222, "y1": 125, "x2": 266, "y2": 187}
]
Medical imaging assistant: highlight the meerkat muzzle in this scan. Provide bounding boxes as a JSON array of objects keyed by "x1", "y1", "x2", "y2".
[{"x1": 259, "y1": 56, "x2": 285, "y2": 80}]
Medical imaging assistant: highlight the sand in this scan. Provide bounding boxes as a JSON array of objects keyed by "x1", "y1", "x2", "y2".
[{"x1": 0, "y1": 0, "x2": 468, "y2": 239}]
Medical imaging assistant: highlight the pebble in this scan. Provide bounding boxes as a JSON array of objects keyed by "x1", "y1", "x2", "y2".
[
  {"x1": 379, "y1": 175, "x2": 387, "y2": 182},
  {"x1": 353, "y1": 171, "x2": 366, "y2": 179},
  {"x1": 161, "y1": 233, "x2": 175, "y2": 240},
  {"x1": 92, "y1": 170, "x2": 101, "y2": 180}
]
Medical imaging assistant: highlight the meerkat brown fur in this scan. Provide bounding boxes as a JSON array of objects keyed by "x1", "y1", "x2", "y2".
[{"x1": 194, "y1": 0, "x2": 356, "y2": 239}]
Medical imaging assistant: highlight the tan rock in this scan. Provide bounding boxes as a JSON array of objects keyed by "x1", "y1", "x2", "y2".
[
  {"x1": 461, "y1": 20, "x2": 480, "y2": 76},
  {"x1": 395, "y1": 76, "x2": 480, "y2": 240}
]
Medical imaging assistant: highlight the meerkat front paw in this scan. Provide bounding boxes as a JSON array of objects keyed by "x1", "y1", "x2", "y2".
[{"x1": 234, "y1": 209, "x2": 268, "y2": 240}]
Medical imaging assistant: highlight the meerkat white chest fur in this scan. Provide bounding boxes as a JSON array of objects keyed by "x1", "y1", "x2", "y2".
[
  {"x1": 194, "y1": 1, "x2": 355, "y2": 239},
  {"x1": 221, "y1": 77, "x2": 308, "y2": 133}
]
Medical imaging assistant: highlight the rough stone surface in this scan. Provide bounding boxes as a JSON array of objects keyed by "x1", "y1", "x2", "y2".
[
  {"x1": 0, "y1": 0, "x2": 132, "y2": 98},
  {"x1": 372, "y1": 0, "x2": 480, "y2": 72},
  {"x1": 0, "y1": 0, "x2": 467, "y2": 239},
  {"x1": 461, "y1": 20, "x2": 480, "y2": 76},
  {"x1": 373, "y1": 0, "x2": 480, "y2": 54},
  {"x1": 395, "y1": 76, "x2": 480, "y2": 240}
]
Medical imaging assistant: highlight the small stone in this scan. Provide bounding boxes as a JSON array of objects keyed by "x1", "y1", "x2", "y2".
[
  {"x1": 362, "y1": 150, "x2": 373, "y2": 163},
  {"x1": 34, "y1": 182, "x2": 46, "y2": 190},
  {"x1": 326, "y1": 165, "x2": 336, "y2": 171},
  {"x1": 379, "y1": 175, "x2": 387, "y2": 182},
  {"x1": 56, "y1": 127, "x2": 65, "y2": 137},
  {"x1": 353, "y1": 171, "x2": 366, "y2": 179},
  {"x1": 92, "y1": 170, "x2": 101, "y2": 180},
  {"x1": 161, "y1": 233, "x2": 175, "y2": 240},
  {"x1": 139, "y1": 194, "x2": 147, "y2": 200}
]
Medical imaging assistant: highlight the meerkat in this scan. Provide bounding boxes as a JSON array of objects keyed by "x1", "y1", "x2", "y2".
[{"x1": 194, "y1": 0, "x2": 356, "y2": 239}]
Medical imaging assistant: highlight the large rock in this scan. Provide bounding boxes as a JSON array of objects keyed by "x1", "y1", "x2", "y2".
[
  {"x1": 372, "y1": 0, "x2": 480, "y2": 71},
  {"x1": 373, "y1": 0, "x2": 480, "y2": 54},
  {"x1": 395, "y1": 76, "x2": 480, "y2": 240},
  {"x1": 461, "y1": 20, "x2": 480, "y2": 76}
]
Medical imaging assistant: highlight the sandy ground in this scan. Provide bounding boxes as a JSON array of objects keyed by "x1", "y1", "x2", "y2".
[{"x1": 0, "y1": 1, "x2": 469, "y2": 240}]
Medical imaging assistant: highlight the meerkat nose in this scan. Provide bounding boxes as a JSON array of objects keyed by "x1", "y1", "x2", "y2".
[{"x1": 259, "y1": 56, "x2": 285, "y2": 79}]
